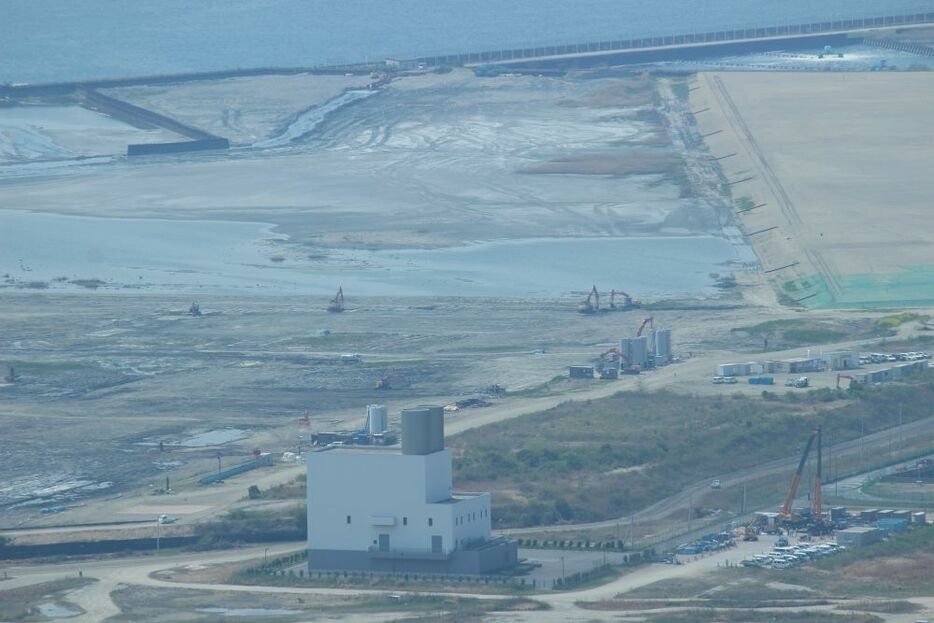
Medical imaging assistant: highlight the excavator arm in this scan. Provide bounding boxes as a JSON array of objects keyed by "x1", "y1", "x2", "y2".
[{"x1": 636, "y1": 317, "x2": 654, "y2": 337}]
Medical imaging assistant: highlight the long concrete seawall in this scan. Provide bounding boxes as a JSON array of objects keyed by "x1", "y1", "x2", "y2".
[
  {"x1": 2, "y1": 10, "x2": 931, "y2": 98},
  {"x1": 78, "y1": 88, "x2": 216, "y2": 141},
  {"x1": 413, "y1": 11, "x2": 934, "y2": 67}
]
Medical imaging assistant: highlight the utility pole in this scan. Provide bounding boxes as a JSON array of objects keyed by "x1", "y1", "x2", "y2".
[
  {"x1": 741, "y1": 483, "x2": 747, "y2": 514},
  {"x1": 156, "y1": 516, "x2": 161, "y2": 551},
  {"x1": 629, "y1": 514, "x2": 634, "y2": 547},
  {"x1": 859, "y1": 416, "x2": 866, "y2": 472},
  {"x1": 898, "y1": 403, "x2": 903, "y2": 452}
]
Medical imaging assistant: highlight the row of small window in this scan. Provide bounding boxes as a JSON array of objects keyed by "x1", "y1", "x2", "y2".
[
  {"x1": 455, "y1": 509, "x2": 487, "y2": 526},
  {"x1": 346, "y1": 515, "x2": 434, "y2": 527}
]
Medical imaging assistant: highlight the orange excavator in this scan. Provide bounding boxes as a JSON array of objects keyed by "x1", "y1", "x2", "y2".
[
  {"x1": 780, "y1": 428, "x2": 818, "y2": 520},
  {"x1": 578, "y1": 285, "x2": 600, "y2": 314},
  {"x1": 327, "y1": 286, "x2": 345, "y2": 313},
  {"x1": 610, "y1": 289, "x2": 641, "y2": 310},
  {"x1": 636, "y1": 316, "x2": 654, "y2": 337}
]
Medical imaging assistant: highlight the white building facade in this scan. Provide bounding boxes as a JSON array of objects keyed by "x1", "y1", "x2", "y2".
[{"x1": 307, "y1": 405, "x2": 517, "y2": 574}]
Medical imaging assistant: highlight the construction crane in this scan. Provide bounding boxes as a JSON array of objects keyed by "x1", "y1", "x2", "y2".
[
  {"x1": 780, "y1": 429, "x2": 818, "y2": 519},
  {"x1": 578, "y1": 285, "x2": 600, "y2": 314},
  {"x1": 636, "y1": 316, "x2": 654, "y2": 337},
  {"x1": 812, "y1": 426, "x2": 823, "y2": 520},
  {"x1": 327, "y1": 286, "x2": 345, "y2": 313},
  {"x1": 836, "y1": 374, "x2": 855, "y2": 389}
]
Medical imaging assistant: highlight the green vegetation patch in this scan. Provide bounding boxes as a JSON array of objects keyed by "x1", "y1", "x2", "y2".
[
  {"x1": 731, "y1": 318, "x2": 847, "y2": 348},
  {"x1": 194, "y1": 506, "x2": 306, "y2": 548},
  {"x1": 876, "y1": 312, "x2": 930, "y2": 331},
  {"x1": 451, "y1": 376, "x2": 934, "y2": 527}
]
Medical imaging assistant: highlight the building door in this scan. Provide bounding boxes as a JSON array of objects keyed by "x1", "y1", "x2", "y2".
[
  {"x1": 378, "y1": 533, "x2": 390, "y2": 552},
  {"x1": 431, "y1": 535, "x2": 442, "y2": 553}
]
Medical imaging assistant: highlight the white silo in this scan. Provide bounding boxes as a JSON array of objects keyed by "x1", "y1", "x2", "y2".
[
  {"x1": 366, "y1": 404, "x2": 388, "y2": 434},
  {"x1": 654, "y1": 329, "x2": 672, "y2": 364},
  {"x1": 620, "y1": 336, "x2": 649, "y2": 368}
]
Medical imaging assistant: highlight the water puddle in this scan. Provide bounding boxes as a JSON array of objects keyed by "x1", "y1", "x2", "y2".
[{"x1": 36, "y1": 602, "x2": 82, "y2": 619}]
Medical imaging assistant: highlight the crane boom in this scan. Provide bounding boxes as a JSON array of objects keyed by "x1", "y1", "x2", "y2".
[
  {"x1": 812, "y1": 426, "x2": 823, "y2": 519},
  {"x1": 781, "y1": 429, "x2": 817, "y2": 518},
  {"x1": 636, "y1": 316, "x2": 654, "y2": 337}
]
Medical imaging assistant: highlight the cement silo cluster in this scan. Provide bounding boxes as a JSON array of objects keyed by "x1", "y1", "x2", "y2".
[{"x1": 619, "y1": 326, "x2": 673, "y2": 372}]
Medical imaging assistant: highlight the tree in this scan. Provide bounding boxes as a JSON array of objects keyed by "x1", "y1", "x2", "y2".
[{"x1": 247, "y1": 485, "x2": 261, "y2": 499}]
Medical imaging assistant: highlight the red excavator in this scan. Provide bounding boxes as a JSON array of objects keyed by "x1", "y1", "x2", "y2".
[
  {"x1": 636, "y1": 316, "x2": 654, "y2": 337},
  {"x1": 327, "y1": 286, "x2": 345, "y2": 313}
]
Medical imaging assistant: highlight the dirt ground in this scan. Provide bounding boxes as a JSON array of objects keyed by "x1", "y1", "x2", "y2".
[
  {"x1": 0, "y1": 69, "x2": 721, "y2": 252},
  {"x1": 692, "y1": 71, "x2": 934, "y2": 309}
]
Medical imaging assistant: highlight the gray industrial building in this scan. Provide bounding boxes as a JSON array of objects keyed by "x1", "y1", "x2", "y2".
[
  {"x1": 820, "y1": 351, "x2": 858, "y2": 370},
  {"x1": 837, "y1": 526, "x2": 884, "y2": 547},
  {"x1": 852, "y1": 360, "x2": 927, "y2": 384},
  {"x1": 620, "y1": 336, "x2": 649, "y2": 369},
  {"x1": 307, "y1": 405, "x2": 517, "y2": 574},
  {"x1": 766, "y1": 357, "x2": 825, "y2": 374}
]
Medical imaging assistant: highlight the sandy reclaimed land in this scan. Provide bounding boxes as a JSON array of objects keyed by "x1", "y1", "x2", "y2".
[
  {"x1": 104, "y1": 73, "x2": 373, "y2": 145},
  {"x1": 692, "y1": 71, "x2": 934, "y2": 308}
]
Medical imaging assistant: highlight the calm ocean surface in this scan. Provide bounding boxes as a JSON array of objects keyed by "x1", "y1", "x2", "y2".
[{"x1": 3, "y1": 0, "x2": 932, "y2": 83}]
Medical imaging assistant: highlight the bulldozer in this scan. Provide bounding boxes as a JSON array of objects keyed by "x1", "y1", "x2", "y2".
[{"x1": 327, "y1": 286, "x2": 345, "y2": 313}]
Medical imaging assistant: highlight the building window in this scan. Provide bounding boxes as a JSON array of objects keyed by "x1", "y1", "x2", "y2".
[
  {"x1": 403, "y1": 517, "x2": 408, "y2": 526},
  {"x1": 346, "y1": 515, "x2": 351, "y2": 524},
  {"x1": 428, "y1": 518, "x2": 433, "y2": 527}
]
